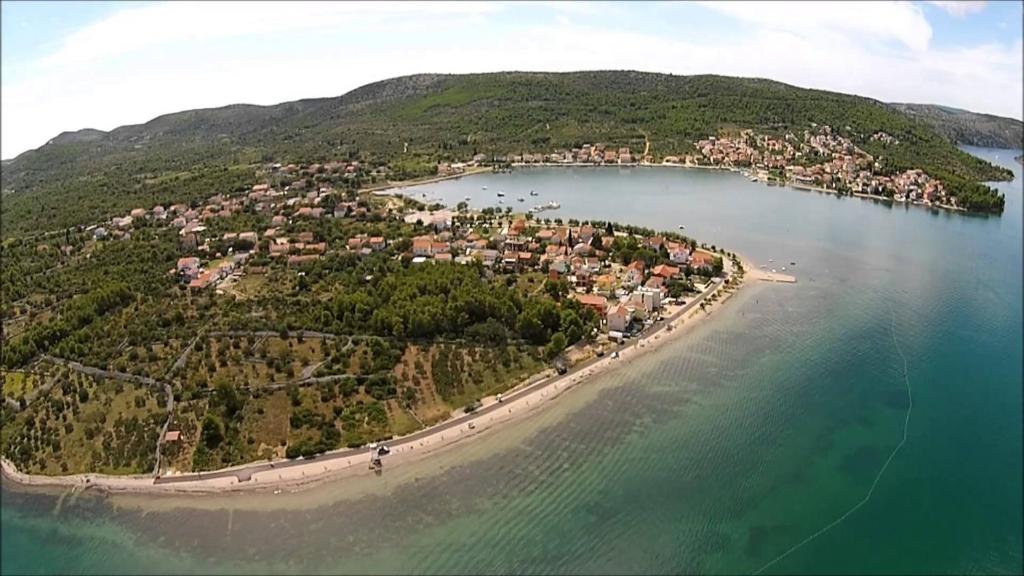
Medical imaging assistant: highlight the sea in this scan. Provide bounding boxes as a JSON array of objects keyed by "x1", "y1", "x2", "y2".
[{"x1": 2, "y1": 147, "x2": 1021, "y2": 575}]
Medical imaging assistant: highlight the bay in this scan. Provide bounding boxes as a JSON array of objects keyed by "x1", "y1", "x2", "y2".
[{"x1": 3, "y1": 147, "x2": 1021, "y2": 575}]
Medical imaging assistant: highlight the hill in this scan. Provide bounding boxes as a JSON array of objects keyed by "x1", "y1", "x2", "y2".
[
  {"x1": 1, "y1": 71, "x2": 1013, "y2": 234},
  {"x1": 888, "y1": 103, "x2": 1023, "y2": 150}
]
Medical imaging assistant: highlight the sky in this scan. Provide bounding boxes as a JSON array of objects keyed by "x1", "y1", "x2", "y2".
[{"x1": 1, "y1": 0, "x2": 1022, "y2": 159}]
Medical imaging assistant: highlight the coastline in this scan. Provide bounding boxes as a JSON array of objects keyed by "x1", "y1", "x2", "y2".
[
  {"x1": 364, "y1": 166, "x2": 494, "y2": 195},
  {"x1": 1, "y1": 258, "x2": 780, "y2": 496},
  {"x1": 373, "y1": 162, "x2": 974, "y2": 215}
]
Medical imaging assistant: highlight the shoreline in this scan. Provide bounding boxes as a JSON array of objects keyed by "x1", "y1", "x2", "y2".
[
  {"x1": 372, "y1": 163, "x2": 976, "y2": 215},
  {"x1": 1, "y1": 259, "x2": 777, "y2": 496},
  {"x1": 364, "y1": 166, "x2": 494, "y2": 195}
]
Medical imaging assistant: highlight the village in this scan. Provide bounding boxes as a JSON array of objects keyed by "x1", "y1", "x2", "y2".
[
  {"x1": 93, "y1": 162, "x2": 733, "y2": 346},
  {"x1": 450, "y1": 126, "x2": 955, "y2": 208}
]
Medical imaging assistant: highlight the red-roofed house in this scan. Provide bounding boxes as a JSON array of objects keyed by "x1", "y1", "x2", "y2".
[{"x1": 575, "y1": 293, "x2": 608, "y2": 315}]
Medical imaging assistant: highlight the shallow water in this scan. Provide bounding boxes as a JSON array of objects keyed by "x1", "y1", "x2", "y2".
[{"x1": 3, "y1": 147, "x2": 1021, "y2": 575}]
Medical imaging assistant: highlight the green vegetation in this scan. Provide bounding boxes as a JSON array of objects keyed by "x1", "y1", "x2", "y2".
[
  {"x1": 2, "y1": 72, "x2": 1012, "y2": 236},
  {"x1": 888, "y1": 103, "x2": 1023, "y2": 150}
]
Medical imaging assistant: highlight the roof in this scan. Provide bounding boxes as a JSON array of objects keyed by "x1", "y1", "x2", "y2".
[{"x1": 575, "y1": 293, "x2": 608, "y2": 308}]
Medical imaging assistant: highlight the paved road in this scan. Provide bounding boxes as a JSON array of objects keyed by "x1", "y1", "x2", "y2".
[{"x1": 155, "y1": 278, "x2": 724, "y2": 486}]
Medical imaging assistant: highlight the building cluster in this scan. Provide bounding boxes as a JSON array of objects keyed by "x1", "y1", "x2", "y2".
[
  {"x1": 399, "y1": 216, "x2": 722, "y2": 337},
  {"x1": 691, "y1": 127, "x2": 952, "y2": 206}
]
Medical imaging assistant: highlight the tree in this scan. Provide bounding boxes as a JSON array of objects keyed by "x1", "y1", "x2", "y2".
[
  {"x1": 201, "y1": 414, "x2": 224, "y2": 449},
  {"x1": 545, "y1": 332, "x2": 567, "y2": 360}
]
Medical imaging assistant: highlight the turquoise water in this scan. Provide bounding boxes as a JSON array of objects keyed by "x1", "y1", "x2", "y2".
[{"x1": 3, "y1": 147, "x2": 1021, "y2": 574}]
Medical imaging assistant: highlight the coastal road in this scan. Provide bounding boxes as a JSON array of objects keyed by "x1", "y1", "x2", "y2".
[{"x1": 154, "y1": 278, "x2": 724, "y2": 487}]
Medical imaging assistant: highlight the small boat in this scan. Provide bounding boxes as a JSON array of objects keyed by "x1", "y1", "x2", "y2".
[
  {"x1": 781, "y1": 266, "x2": 787, "y2": 271},
  {"x1": 789, "y1": 261, "x2": 796, "y2": 266},
  {"x1": 497, "y1": 191, "x2": 505, "y2": 197},
  {"x1": 464, "y1": 196, "x2": 471, "y2": 201},
  {"x1": 768, "y1": 258, "x2": 774, "y2": 263},
  {"x1": 530, "y1": 190, "x2": 539, "y2": 196},
  {"x1": 678, "y1": 224, "x2": 685, "y2": 230},
  {"x1": 482, "y1": 186, "x2": 488, "y2": 190},
  {"x1": 749, "y1": 176, "x2": 758, "y2": 182},
  {"x1": 546, "y1": 201, "x2": 560, "y2": 209},
  {"x1": 518, "y1": 197, "x2": 525, "y2": 202}
]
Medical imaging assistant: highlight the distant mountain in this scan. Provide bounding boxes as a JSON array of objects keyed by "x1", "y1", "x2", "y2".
[
  {"x1": 888, "y1": 103, "x2": 1023, "y2": 150},
  {"x1": 1, "y1": 71, "x2": 1014, "y2": 233}
]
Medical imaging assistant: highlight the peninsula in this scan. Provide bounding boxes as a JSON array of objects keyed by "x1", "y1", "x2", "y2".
[
  {"x1": 2, "y1": 163, "x2": 770, "y2": 490},
  {"x1": 1, "y1": 70, "x2": 1008, "y2": 491}
]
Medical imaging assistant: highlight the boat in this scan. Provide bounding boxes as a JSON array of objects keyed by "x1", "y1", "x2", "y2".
[
  {"x1": 518, "y1": 197, "x2": 525, "y2": 202},
  {"x1": 464, "y1": 196, "x2": 471, "y2": 201},
  {"x1": 768, "y1": 258, "x2": 774, "y2": 263},
  {"x1": 498, "y1": 199, "x2": 504, "y2": 204},
  {"x1": 482, "y1": 186, "x2": 488, "y2": 190},
  {"x1": 749, "y1": 176, "x2": 758, "y2": 182},
  {"x1": 678, "y1": 224, "x2": 685, "y2": 230},
  {"x1": 790, "y1": 261, "x2": 796, "y2": 266},
  {"x1": 781, "y1": 266, "x2": 787, "y2": 271},
  {"x1": 497, "y1": 191, "x2": 505, "y2": 197},
  {"x1": 546, "y1": 201, "x2": 560, "y2": 209},
  {"x1": 530, "y1": 190, "x2": 539, "y2": 196}
]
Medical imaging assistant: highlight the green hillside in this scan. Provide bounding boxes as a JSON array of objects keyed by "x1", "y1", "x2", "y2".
[
  {"x1": 1, "y1": 72, "x2": 1013, "y2": 234},
  {"x1": 888, "y1": 103, "x2": 1023, "y2": 150}
]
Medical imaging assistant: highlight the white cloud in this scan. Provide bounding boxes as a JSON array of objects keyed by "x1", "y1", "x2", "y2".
[
  {"x1": 2, "y1": 0, "x2": 1021, "y2": 159},
  {"x1": 698, "y1": 1, "x2": 934, "y2": 52},
  {"x1": 928, "y1": 1, "x2": 987, "y2": 18}
]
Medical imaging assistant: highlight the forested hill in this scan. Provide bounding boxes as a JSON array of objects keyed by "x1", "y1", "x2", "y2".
[
  {"x1": 1, "y1": 71, "x2": 1013, "y2": 234},
  {"x1": 888, "y1": 103, "x2": 1023, "y2": 150}
]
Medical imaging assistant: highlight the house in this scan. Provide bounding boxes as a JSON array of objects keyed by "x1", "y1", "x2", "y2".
[
  {"x1": 170, "y1": 216, "x2": 187, "y2": 228},
  {"x1": 652, "y1": 264, "x2": 680, "y2": 279},
  {"x1": 189, "y1": 270, "x2": 218, "y2": 290},
  {"x1": 644, "y1": 275, "x2": 666, "y2": 292},
  {"x1": 412, "y1": 236, "x2": 433, "y2": 257},
  {"x1": 630, "y1": 287, "x2": 662, "y2": 314},
  {"x1": 152, "y1": 206, "x2": 166, "y2": 220},
  {"x1": 297, "y1": 232, "x2": 315, "y2": 243},
  {"x1": 669, "y1": 244, "x2": 690, "y2": 265},
  {"x1": 690, "y1": 250, "x2": 716, "y2": 270},
  {"x1": 607, "y1": 304, "x2": 631, "y2": 333},
  {"x1": 369, "y1": 236, "x2": 386, "y2": 251},
  {"x1": 177, "y1": 257, "x2": 201, "y2": 281},
  {"x1": 575, "y1": 293, "x2": 609, "y2": 315},
  {"x1": 472, "y1": 249, "x2": 500, "y2": 267},
  {"x1": 626, "y1": 260, "x2": 646, "y2": 285},
  {"x1": 162, "y1": 430, "x2": 181, "y2": 443},
  {"x1": 288, "y1": 254, "x2": 320, "y2": 266},
  {"x1": 130, "y1": 208, "x2": 147, "y2": 218},
  {"x1": 92, "y1": 227, "x2": 107, "y2": 240},
  {"x1": 434, "y1": 252, "x2": 453, "y2": 262},
  {"x1": 271, "y1": 215, "x2": 288, "y2": 226}
]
